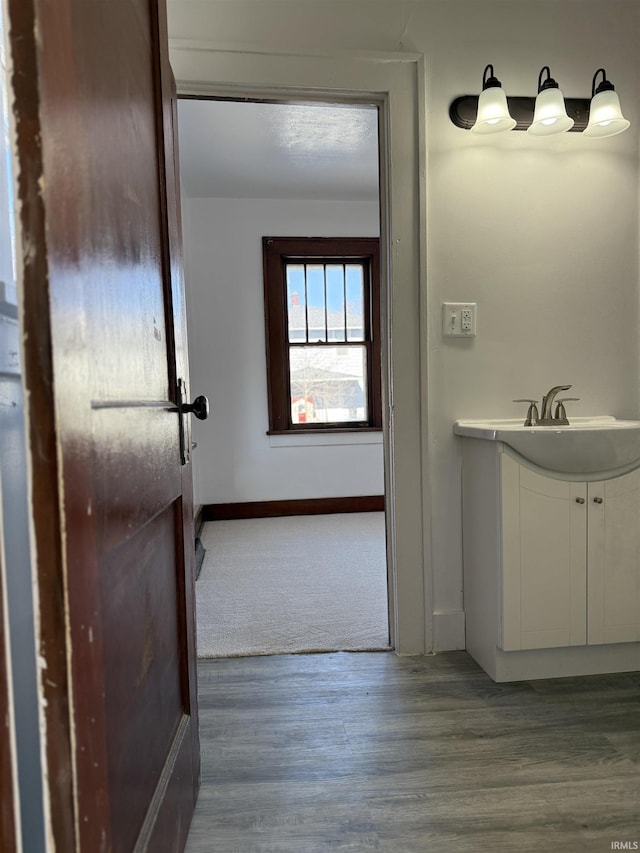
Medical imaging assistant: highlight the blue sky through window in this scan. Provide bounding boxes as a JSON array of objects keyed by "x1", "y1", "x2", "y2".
[{"x1": 286, "y1": 263, "x2": 363, "y2": 315}]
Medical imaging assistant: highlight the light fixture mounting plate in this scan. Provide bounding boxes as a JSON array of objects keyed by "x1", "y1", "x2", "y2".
[{"x1": 449, "y1": 95, "x2": 591, "y2": 132}]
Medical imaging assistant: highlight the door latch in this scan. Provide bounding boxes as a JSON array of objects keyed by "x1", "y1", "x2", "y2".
[{"x1": 176, "y1": 378, "x2": 209, "y2": 465}]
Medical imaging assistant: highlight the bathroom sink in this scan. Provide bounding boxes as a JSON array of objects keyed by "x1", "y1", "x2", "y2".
[{"x1": 454, "y1": 416, "x2": 640, "y2": 475}]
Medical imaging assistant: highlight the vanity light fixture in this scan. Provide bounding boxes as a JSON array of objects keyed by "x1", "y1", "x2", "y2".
[
  {"x1": 527, "y1": 67, "x2": 574, "y2": 135},
  {"x1": 449, "y1": 65, "x2": 630, "y2": 137},
  {"x1": 584, "y1": 68, "x2": 630, "y2": 137},
  {"x1": 469, "y1": 65, "x2": 516, "y2": 134}
]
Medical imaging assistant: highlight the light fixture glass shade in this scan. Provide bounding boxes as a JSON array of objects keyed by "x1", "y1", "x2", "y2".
[
  {"x1": 471, "y1": 87, "x2": 516, "y2": 134},
  {"x1": 584, "y1": 89, "x2": 630, "y2": 137},
  {"x1": 528, "y1": 87, "x2": 574, "y2": 135}
]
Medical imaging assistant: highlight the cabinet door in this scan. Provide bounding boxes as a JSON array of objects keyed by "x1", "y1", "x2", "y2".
[
  {"x1": 501, "y1": 455, "x2": 587, "y2": 651},
  {"x1": 587, "y1": 471, "x2": 640, "y2": 645}
]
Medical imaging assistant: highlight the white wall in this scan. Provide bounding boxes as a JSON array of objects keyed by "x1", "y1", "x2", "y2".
[
  {"x1": 183, "y1": 197, "x2": 383, "y2": 505},
  {"x1": 170, "y1": 0, "x2": 640, "y2": 647}
]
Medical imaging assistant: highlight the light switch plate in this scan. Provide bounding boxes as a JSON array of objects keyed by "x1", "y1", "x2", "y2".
[{"x1": 442, "y1": 302, "x2": 477, "y2": 337}]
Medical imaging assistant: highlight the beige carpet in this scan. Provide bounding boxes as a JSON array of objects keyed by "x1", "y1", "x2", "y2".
[{"x1": 197, "y1": 512, "x2": 389, "y2": 657}]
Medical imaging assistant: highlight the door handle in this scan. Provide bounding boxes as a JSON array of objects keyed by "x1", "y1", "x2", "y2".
[
  {"x1": 183, "y1": 395, "x2": 209, "y2": 420},
  {"x1": 176, "y1": 379, "x2": 209, "y2": 465}
]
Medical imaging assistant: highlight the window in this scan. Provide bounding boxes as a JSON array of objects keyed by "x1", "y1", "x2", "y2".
[{"x1": 262, "y1": 236, "x2": 382, "y2": 433}]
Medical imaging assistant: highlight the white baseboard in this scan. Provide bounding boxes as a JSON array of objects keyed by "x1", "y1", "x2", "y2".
[{"x1": 433, "y1": 610, "x2": 466, "y2": 651}]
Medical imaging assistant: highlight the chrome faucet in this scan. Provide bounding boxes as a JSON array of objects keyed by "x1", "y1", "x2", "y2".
[{"x1": 540, "y1": 385, "x2": 572, "y2": 421}]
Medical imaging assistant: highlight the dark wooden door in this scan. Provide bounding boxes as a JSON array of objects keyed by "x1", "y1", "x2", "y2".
[{"x1": 7, "y1": 0, "x2": 200, "y2": 850}]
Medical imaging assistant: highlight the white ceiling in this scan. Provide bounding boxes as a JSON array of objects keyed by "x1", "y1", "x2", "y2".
[{"x1": 176, "y1": 99, "x2": 380, "y2": 202}]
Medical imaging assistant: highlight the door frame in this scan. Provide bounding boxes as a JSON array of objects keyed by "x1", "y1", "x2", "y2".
[{"x1": 169, "y1": 42, "x2": 431, "y2": 654}]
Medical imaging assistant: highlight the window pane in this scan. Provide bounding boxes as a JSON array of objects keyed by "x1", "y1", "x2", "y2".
[
  {"x1": 345, "y1": 265, "x2": 364, "y2": 341},
  {"x1": 286, "y1": 265, "x2": 306, "y2": 342},
  {"x1": 289, "y1": 345, "x2": 368, "y2": 424},
  {"x1": 305, "y1": 265, "x2": 326, "y2": 342},
  {"x1": 325, "y1": 265, "x2": 346, "y2": 342}
]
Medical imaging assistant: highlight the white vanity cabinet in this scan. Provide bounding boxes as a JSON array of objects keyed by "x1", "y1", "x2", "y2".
[
  {"x1": 501, "y1": 455, "x2": 640, "y2": 651},
  {"x1": 460, "y1": 438, "x2": 640, "y2": 681}
]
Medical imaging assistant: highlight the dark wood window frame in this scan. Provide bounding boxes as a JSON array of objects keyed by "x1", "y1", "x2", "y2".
[{"x1": 262, "y1": 236, "x2": 382, "y2": 434}]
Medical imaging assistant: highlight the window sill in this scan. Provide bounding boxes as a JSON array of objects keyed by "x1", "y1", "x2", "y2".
[{"x1": 268, "y1": 430, "x2": 383, "y2": 448}]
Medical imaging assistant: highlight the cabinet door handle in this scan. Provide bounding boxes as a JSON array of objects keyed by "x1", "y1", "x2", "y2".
[
  {"x1": 575, "y1": 497, "x2": 585, "y2": 504},
  {"x1": 593, "y1": 496, "x2": 604, "y2": 504}
]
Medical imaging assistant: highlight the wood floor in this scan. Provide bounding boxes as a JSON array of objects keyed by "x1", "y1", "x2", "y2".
[{"x1": 185, "y1": 651, "x2": 640, "y2": 852}]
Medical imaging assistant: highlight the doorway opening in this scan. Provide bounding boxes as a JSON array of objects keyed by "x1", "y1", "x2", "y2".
[{"x1": 176, "y1": 97, "x2": 391, "y2": 656}]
